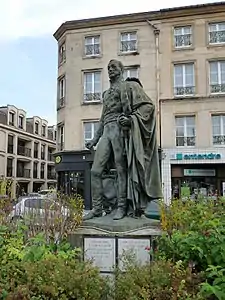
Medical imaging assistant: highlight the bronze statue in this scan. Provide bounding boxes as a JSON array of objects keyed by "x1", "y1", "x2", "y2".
[{"x1": 84, "y1": 59, "x2": 162, "y2": 221}]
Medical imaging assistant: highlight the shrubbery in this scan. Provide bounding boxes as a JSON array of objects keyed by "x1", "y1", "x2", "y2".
[{"x1": 0, "y1": 177, "x2": 224, "y2": 299}]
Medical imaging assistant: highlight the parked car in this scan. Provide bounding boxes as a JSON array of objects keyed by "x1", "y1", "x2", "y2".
[{"x1": 9, "y1": 196, "x2": 69, "y2": 224}]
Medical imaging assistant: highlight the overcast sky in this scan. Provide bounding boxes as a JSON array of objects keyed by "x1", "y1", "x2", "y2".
[{"x1": 0, "y1": 0, "x2": 221, "y2": 124}]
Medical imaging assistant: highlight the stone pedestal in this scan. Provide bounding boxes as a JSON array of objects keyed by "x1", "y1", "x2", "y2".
[{"x1": 69, "y1": 214, "x2": 161, "y2": 277}]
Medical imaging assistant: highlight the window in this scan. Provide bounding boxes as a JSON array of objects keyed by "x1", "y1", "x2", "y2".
[
  {"x1": 18, "y1": 115, "x2": 23, "y2": 129},
  {"x1": 212, "y1": 115, "x2": 225, "y2": 145},
  {"x1": 41, "y1": 145, "x2": 45, "y2": 160},
  {"x1": 57, "y1": 125, "x2": 64, "y2": 151},
  {"x1": 33, "y1": 162, "x2": 38, "y2": 178},
  {"x1": 209, "y1": 61, "x2": 225, "y2": 93},
  {"x1": 84, "y1": 122, "x2": 99, "y2": 144},
  {"x1": 9, "y1": 112, "x2": 14, "y2": 126},
  {"x1": 120, "y1": 32, "x2": 137, "y2": 53},
  {"x1": 59, "y1": 42, "x2": 66, "y2": 64},
  {"x1": 34, "y1": 142, "x2": 39, "y2": 158},
  {"x1": 40, "y1": 164, "x2": 45, "y2": 179},
  {"x1": 58, "y1": 76, "x2": 65, "y2": 108},
  {"x1": 84, "y1": 35, "x2": 100, "y2": 56},
  {"x1": 7, "y1": 135, "x2": 14, "y2": 154},
  {"x1": 123, "y1": 67, "x2": 139, "y2": 79},
  {"x1": 7, "y1": 158, "x2": 13, "y2": 177},
  {"x1": 35, "y1": 122, "x2": 39, "y2": 134},
  {"x1": 83, "y1": 71, "x2": 101, "y2": 102},
  {"x1": 175, "y1": 116, "x2": 196, "y2": 147},
  {"x1": 42, "y1": 125, "x2": 46, "y2": 137},
  {"x1": 174, "y1": 26, "x2": 192, "y2": 48},
  {"x1": 209, "y1": 22, "x2": 225, "y2": 44},
  {"x1": 174, "y1": 63, "x2": 195, "y2": 96}
]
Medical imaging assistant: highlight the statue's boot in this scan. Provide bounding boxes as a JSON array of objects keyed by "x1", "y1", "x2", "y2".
[
  {"x1": 83, "y1": 209, "x2": 102, "y2": 221},
  {"x1": 113, "y1": 207, "x2": 126, "y2": 220}
]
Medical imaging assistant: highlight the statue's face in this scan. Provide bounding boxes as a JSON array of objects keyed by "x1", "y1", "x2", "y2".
[{"x1": 108, "y1": 60, "x2": 122, "y2": 80}]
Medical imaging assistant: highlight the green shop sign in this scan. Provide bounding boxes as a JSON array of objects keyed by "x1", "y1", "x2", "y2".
[{"x1": 176, "y1": 153, "x2": 221, "y2": 160}]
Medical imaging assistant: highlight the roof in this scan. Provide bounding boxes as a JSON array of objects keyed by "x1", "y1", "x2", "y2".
[{"x1": 53, "y1": 1, "x2": 225, "y2": 40}]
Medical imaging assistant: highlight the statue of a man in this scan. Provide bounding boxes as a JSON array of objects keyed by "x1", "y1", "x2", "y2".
[{"x1": 84, "y1": 59, "x2": 162, "y2": 221}]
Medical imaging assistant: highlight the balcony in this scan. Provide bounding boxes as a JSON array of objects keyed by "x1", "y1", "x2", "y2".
[
  {"x1": 17, "y1": 145, "x2": 31, "y2": 157},
  {"x1": 48, "y1": 172, "x2": 56, "y2": 180},
  {"x1": 17, "y1": 168, "x2": 31, "y2": 178}
]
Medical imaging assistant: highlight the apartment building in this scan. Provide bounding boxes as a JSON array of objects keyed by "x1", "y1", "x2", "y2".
[
  {"x1": 0, "y1": 105, "x2": 57, "y2": 197},
  {"x1": 53, "y1": 1, "x2": 225, "y2": 206}
]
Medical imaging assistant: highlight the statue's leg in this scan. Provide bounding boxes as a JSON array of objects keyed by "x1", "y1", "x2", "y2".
[
  {"x1": 110, "y1": 128, "x2": 127, "y2": 220},
  {"x1": 83, "y1": 137, "x2": 111, "y2": 220}
]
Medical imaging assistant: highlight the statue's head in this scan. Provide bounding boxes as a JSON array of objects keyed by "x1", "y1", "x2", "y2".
[{"x1": 108, "y1": 59, "x2": 124, "y2": 80}]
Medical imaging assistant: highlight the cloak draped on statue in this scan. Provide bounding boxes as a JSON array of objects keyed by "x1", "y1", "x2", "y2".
[{"x1": 120, "y1": 80, "x2": 163, "y2": 215}]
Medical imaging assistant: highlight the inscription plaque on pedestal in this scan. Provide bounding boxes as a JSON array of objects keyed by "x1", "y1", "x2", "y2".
[
  {"x1": 118, "y1": 238, "x2": 150, "y2": 269},
  {"x1": 84, "y1": 237, "x2": 116, "y2": 272}
]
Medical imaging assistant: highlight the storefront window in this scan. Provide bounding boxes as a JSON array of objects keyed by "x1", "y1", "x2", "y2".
[
  {"x1": 172, "y1": 177, "x2": 217, "y2": 200},
  {"x1": 57, "y1": 171, "x2": 85, "y2": 199}
]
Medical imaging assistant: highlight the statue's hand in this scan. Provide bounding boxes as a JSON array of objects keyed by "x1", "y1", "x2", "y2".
[
  {"x1": 85, "y1": 140, "x2": 96, "y2": 150},
  {"x1": 119, "y1": 115, "x2": 131, "y2": 127}
]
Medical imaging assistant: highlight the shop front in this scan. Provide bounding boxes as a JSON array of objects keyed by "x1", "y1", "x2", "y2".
[
  {"x1": 54, "y1": 150, "x2": 94, "y2": 210},
  {"x1": 54, "y1": 149, "x2": 163, "y2": 209},
  {"x1": 162, "y1": 148, "x2": 225, "y2": 204}
]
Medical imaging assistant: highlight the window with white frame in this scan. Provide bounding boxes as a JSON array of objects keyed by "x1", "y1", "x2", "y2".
[
  {"x1": 209, "y1": 61, "x2": 225, "y2": 93},
  {"x1": 120, "y1": 32, "x2": 137, "y2": 53},
  {"x1": 174, "y1": 26, "x2": 192, "y2": 48},
  {"x1": 175, "y1": 116, "x2": 196, "y2": 147},
  {"x1": 209, "y1": 22, "x2": 225, "y2": 45},
  {"x1": 84, "y1": 122, "x2": 99, "y2": 145},
  {"x1": 58, "y1": 76, "x2": 65, "y2": 108},
  {"x1": 174, "y1": 63, "x2": 195, "y2": 96},
  {"x1": 212, "y1": 115, "x2": 225, "y2": 145},
  {"x1": 84, "y1": 35, "x2": 100, "y2": 56},
  {"x1": 59, "y1": 42, "x2": 66, "y2": 64},
  {"x1": 123, "y1": 67, "x2": 139, "y2": 79},
  {"x1": 57, "y1": 125, "x2": 64, "y2": 151},
  {"x1": 83, "y1": 71, "x2": 101, "y2": 102}
]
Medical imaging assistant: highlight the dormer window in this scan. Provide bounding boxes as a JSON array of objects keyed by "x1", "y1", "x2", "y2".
[
  {"x1": 42, "y1": 125, "x2": 46, "y2": 137},
  {"x1": 35, "y1": 122, "x2": 39, "y2": 134},
  {"x1": 18, "y1": 115, "x2": 24, "y2": 129},
  {"x1": 9, "y1": 112, "x2": 15, "y2": 126}
]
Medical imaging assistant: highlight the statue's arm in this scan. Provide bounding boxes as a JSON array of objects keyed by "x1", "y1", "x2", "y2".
[{"x1": 92, "y1": 104, "x2": 105, "y2": 145}]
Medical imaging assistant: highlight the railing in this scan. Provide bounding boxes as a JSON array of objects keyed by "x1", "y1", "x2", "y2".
[
  {"x1": 85, "y1": 44, "x2": 100, "y2": 56},
  {"x1": 174, "y1": 34, "x2": 192, "y2": 48},
  {"x1": 83, "y1": 92, "x2": 101, "y2": 102},
  {"x1": 17, "y1": 145, "x2": 31, "y2": 157},
  {"x1": 17, "y1": 168, "x2": 31, "y2": 178},
  {"x1": 174, "y1": 86, "x2": 195, "y2": 97},
  {"x1": 120, "y1": 40, "x2": 137, "y2": 52},
  {"x1": 209, "y1": 31, "x2": 225, "y2": 44},
  {"x1": 210, "y1": 84, "x2": 225, "y2": 94}
]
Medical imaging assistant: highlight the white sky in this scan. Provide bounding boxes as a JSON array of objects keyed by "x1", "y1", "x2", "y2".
[{"x1": 0, "y1": 0, "x2": 222, "y2": 39}]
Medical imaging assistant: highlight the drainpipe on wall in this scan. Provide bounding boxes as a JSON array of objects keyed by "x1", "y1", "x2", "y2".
[{"x1": 146, "y1": 20, "x2": 161, "y2": 150}]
